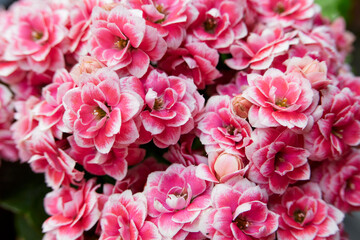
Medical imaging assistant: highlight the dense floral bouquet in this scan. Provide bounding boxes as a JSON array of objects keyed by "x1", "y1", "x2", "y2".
[{"x1": 0, "y1": 0, "x2": 360, "y2": 239}]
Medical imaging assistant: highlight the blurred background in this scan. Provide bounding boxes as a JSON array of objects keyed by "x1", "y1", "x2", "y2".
[{"x1": 0, "y1": 0, "x2": 360, "y2": 239}]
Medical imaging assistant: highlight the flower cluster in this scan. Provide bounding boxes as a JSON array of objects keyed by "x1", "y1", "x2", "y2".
[{"x1": 0, "y1": 0, "x2": 359, "y2": 239}]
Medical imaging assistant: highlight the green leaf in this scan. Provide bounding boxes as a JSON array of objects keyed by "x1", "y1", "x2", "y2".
[
  {"x1": 0, "y1": 162, "x2": 50, "y2": 240},
  {"x1": 315, "y1": 0, "x2": 351, "y2": 21}
]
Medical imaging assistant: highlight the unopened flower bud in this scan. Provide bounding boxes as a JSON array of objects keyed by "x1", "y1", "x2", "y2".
[{"x1": 232, "y1": 94, "x2": 252, "y2": 118}]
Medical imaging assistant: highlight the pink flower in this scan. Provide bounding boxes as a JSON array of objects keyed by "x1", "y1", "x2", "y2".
[
  {"x1": 28, "y1": 131, "x2": 84, "y2": 189},
  {"x1": 197, "y1": 95, "x2": 252, "y2": 155},
  {"x1": 199, "y1": 176, "x2": 279, "y2": 239},
  {"x1": 158, "y1": 41, "x2": 221, "y2": 89},
  {"x1": 304, "y1": 86, "x2": 360, "y2": 161},
  {"x1": 242, "y1": 68, "x2": 318, "y2": 129},
  {"x1": 285, "y1": 56, "x2": 331, "y2": 90},
  {"x1": 70, "y1": 56, "x2": 105, "y2": 84},
  {"x1": 251, "y1": 0, "x2": 316, "y2": 28},
  {"x1": 144, "y1": 164, "x2": 212, "y2": 239},
  {"x1": 246, "y1": 128, "x2": 311, "y2": 194},
  {"x1": 4, "y1": 4, "x2": 68, "y2": 73},
  {"x1": 0, "y1": 83, "x2": 14, "y2": 128},
  {"x1": 189, "y1": 0, "x2": 248, "y2": 51},
  {"x1": 216, "y1": 71, "x2": 248, "y2": 97},
  {"x1": 0, "y1": 129, "x2": 18, "y2": 162},
  {"x1": 63, "y1": 68, "x2": 144, "y2": 153},
  {"x1": 163, "y1": 134, "x2": 207, "y2": 166},
  {"x1": 313, "y1": 150, "x2": 360, "y2": 212},
  {"x1": 226, "y1": 26, "x2": 298, "y2": 70},
  {"x1": 11, "y1": 96, "x2": 41, "y2": 162},
  {"x1": 196, "y1": 151, "x2": 249, "y2": 183},
  {"x1": 33, "y1": 69, "x2": 75, "y2": 139},
  {"x1": 99, "y1": 190, "x2": 161, "y2": 240},
  {"x1": 42, "y1": 179, "x2": 101, "y2": 240},
  {"x1": 126, "y1": 0, "x2": 198, "y2": 49},
  {"x1": 67, "y1": 0, "x2": 105, "y2": 59},
  {"x1": 89, "y1": 5, "x2": 167, "y2": 78},
  {"x1": 140, "y1": 70, "x2": 204, "y2": 148},
  {"x1": 271, "y1": 182, "x2": 344, "y2": 240}
]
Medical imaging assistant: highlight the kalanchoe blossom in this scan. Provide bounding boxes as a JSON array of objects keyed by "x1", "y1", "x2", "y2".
[
  {"x1": 313, "y1": 149, "x2": 360, "y2": 212},
  {"x1": 68, "y1": 135, "x2": 145, "y2": 181},
  {"x1": 89, "y1": 5, "x2": 167, "y2": 78},
  {"x1": 11, "y1": 96, "x2": 41, "y2": 162},
  {"x1": 28, "y1": 131, "x2": 84, "y2": 189},
  {"x1": 197, "y1": 95, "x2": 252, "y2": 155},
  {"x1": 251, "y1": 0, "x2": 316, "y2": 28},
  {"x1": 100, "y1": 190, "x2": 161, "y2": 240},
  {"x1": 226, "y1": 26, "x2": 299, "y2": 70},
  {"x1": 246, "y1": 127, "x2": 311, "y2": 194},
  {"x1": 199, "y1": 176, "x2": 279, "y2": 240},
  {"x1": 242, "y1": 68, "x2": 319, "y2": 129},
  {"x1": 42, "y1": 179, "x2": 101, "y2": 240},
  {"x1": 304, "y1": 86, "x2": 360, "y2": 161},
  {"x1": 125, "y1": 0, "x2": 199, "y2": 49},
  {"x1": 70, "y1": 56, "x2": 105, "y2": 84},
  {"x1": 33, "y1": 69, "x2": 74, "y2": 139},
  {"x1": 62, "y1": 68, "x2": 144, "y2": 154},
  {"x1": 284, "y1": 56, "x2": 330, "y2": 90},
  {"x1": 140, "y1": 69, "x2": 204, "y2": 148},
  {"x1": 67, "y1": 0, "x2": 105, "y2": 59},
  {"x1": 158, "y1": 41, "x2": 221, "y2": 89},
  {"x1": 216, "y1": 71, "x2": 248, "y2": 97},
  {"x1": 189, "y1": 0, "x2": 248, "y2": 51},
  {"x1": 271, "y1": 182, "x2": 344, "y2": 240},
  {"x1": 3, "y1": 4, "x2": 68, "y2": 73},
  {"x1": 144, "y1": 164, "x2": 212, "y2": 239},
  {"x1": 163, "y1": 134, "x2": 207, "y2": 167}
]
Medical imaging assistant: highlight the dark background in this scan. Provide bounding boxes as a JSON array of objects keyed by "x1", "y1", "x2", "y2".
[{"x1": 1, "y1": 0, "x2": 360, "y2": 239}]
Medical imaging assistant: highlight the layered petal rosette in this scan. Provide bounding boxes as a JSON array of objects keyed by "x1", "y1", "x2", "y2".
[
  {"x1": 271, "y1": 182, "x2": 344, "y2": 240},
  {"x1": 284, "y1": 56, "x2": 331, "y2": 90},
  {"x1": 304, "y1": 86, "x2": 360, "y2": 161},
  {"x1": 89, "y1": 5, "x2": 167, "y2": 78},
  {"x1": 226, "y1": 26, "x2": 298, "y2": 70},
  {"x1": 197, "y1": 95, "x2": 252, "y2": 155},
  {"x1": 126, "y1": 0, "x2": 198, "y2": 49},
  {"x1": 42, "y1": 179, "x2": 101, "y2": 240},
  {"x1": 189, "y1": 0, "x2": 248, "y2": 51},
  {"x1": 33, "y1": 69, "x2": 75, "y2": 139},
  {"x1": 99, "y1": 190, "x2": 161, "y2": 240},
  {"x1": 242, "y1": 68, "x2": 318, "y2": 129},
  {"x1": 199, "y1": 176, "x2": 279, "y2": 240},
  {"x1": 140, "y1": 70, "x2": 204, "y2": 148},
  {"x1": 62, "y1": 68, "x2": 144, "y2": 154},
  {"x1": 251, "y1": 0, "x2": 316, "y2": 28},
  {"x1": 144, "y1": 164, "x2": 212, "y2": 239},
  {"x1": 163, "y1": 134, "x2": 207, "y2": 167},
  {"x1": 158, "y1": 41, "x2": 221, "y2": 89},
  {"x1": 4, "y1": 4, "x2": 68, "y2": 73},
  {"x1": 313, "y1": 149, "x2": 360, "y2": 212},
  {"x1": 245, "y1": 127, "x2": 311, "y2": 194},
  {"x1": 28, "y1": 131, "x2": 84, "y2": 189}
]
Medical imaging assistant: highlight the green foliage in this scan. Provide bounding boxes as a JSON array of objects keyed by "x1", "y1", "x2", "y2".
[
  {"x1": 315, "y1": 0, "x2": 352, "y2": 21},
  {"x1": 0, "y1": 162, "x2": 49, "y2": 240}
]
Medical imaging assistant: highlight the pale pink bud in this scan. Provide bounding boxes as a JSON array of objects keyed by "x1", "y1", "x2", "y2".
[
  {"x1": 213, "y1": 153, "x2": 244, "y2": 180},
  {"x1": 232, "y1": 94, "x2": 252, "y2": 118}
]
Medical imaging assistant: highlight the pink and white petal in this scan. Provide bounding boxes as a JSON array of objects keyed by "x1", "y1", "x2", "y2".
[
  {"x1": 141, "y1": 111, "x2": 165, "y2": 135},
  {"x1": 127, "y1": 49, "x2": 150, "y2": 78},
  {"x1": 158, "y1": 213, "x2": 184, "y2": 238},
  {"x1": 105, "y1": 108, "x2": 122, "y2": 137},
  {"x1": 94, "y1": 128, "x2": 115, "y2": 154},
  {"x1": 139, "y1": 221, "x2": 161, "y2": 240}
]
